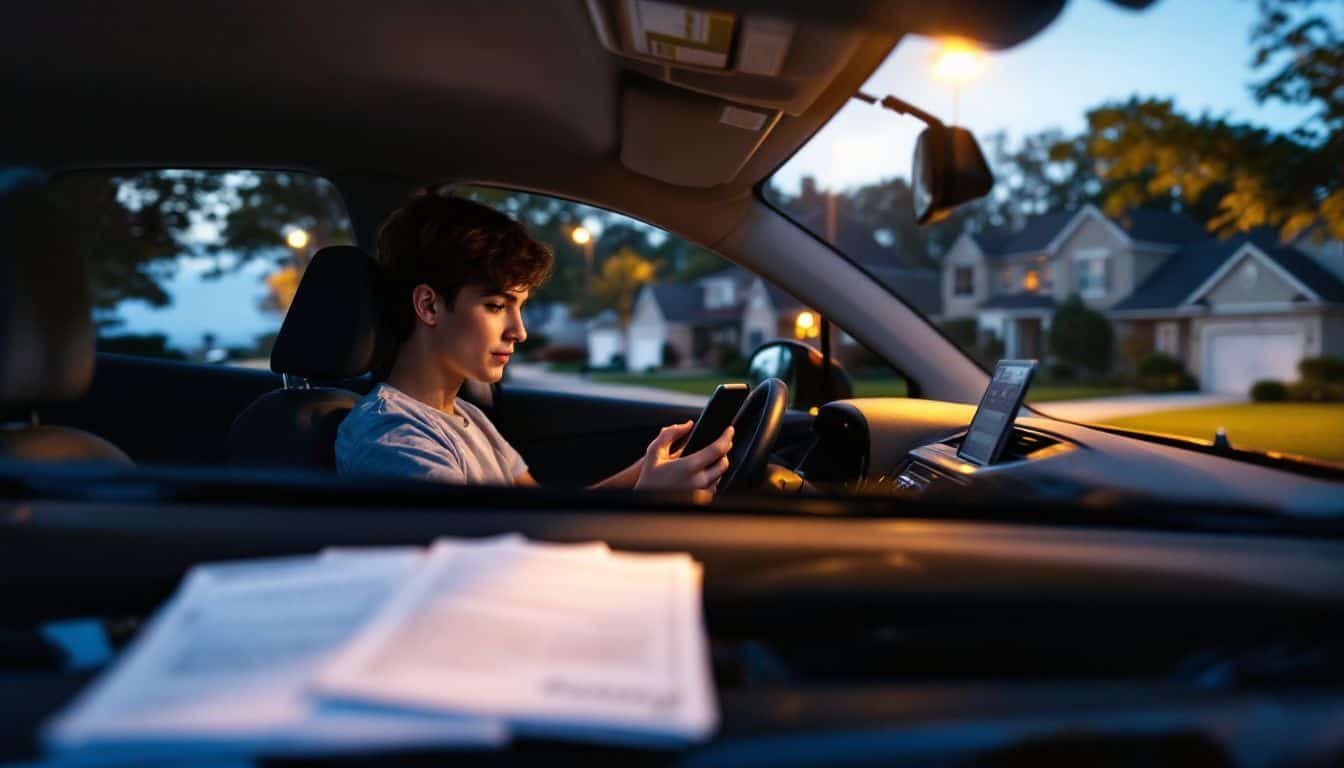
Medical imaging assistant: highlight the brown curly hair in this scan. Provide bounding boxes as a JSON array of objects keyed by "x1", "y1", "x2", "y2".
[{"x1": 377, "y1": 194, "x2": 553, "y2": 344}]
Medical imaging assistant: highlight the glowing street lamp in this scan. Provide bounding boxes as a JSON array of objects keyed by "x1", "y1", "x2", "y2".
[
  {"x1": 571, "y1": 225, "x2": 595, "y2": 277},
  {"x1": 285, "y1": 228, "x2": 310, "y2": 250},
  {"x1": 795, "y1": 310, "x2": 818, "y2": 340},
  {"x1": 932, "y1": 40, "x2": 984, "y2": 124}
]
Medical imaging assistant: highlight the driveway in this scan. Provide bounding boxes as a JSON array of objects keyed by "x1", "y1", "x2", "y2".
[{"x1": 1030, "y1": 392, "x2": 1245, "y2": 422}]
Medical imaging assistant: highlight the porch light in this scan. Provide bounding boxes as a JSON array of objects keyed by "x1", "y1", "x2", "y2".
[
  {"x1": 795, "y1": 311, "x2": 818, "y2": 340},
  {"x1": 1023, "y1": 270, "x2": 1040, "y2": 292},
  {"x1": 570, "y1": 226, "x2": 592, "y2": 245},
  {"x1": 285, "y1": 228, "x2": 310, "y2": 250}
]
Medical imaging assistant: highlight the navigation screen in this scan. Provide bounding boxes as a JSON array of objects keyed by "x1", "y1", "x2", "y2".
[{"x1": 958, "y1": 360, "x2": 1037, "y2": 466}]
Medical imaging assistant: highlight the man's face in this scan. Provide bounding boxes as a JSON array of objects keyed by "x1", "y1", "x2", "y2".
[{"x1": 430, "y1": 283, "x2": 529, "y2": 384}]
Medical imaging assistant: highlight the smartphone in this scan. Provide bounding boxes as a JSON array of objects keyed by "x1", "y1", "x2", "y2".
[{"x1": 675, "y1": 383, "x2": 749, "y2": 456}]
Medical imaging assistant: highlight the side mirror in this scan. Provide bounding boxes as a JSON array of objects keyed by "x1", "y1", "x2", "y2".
[
  {"x1": 747, "y1": 340, "x2": 853, "y2": 411},
  {"x1": 912, "y1": 124, "x2": 993, "y2": 225}
]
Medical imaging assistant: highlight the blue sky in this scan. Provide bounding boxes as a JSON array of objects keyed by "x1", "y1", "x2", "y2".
[
  {"x1": 775, "y1": 0, "x2": 1314, "y2": 192},
  {"x1": 114, "y1": 0, "x2": 1312, "y2": 350}
]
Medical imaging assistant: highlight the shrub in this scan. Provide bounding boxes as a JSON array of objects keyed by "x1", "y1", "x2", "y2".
[
  {"x1": 661, "y1": 341, "x2": 682, "y2": 368},
  {"x1": 1250, "y1": 379, "x2": 1288, "y2": 402},
  {"x1": 1047, "y1": 362, "x2": 1076, "y2": 381},
  {"x1": 1049, "y1": 295, "x2": 1114, "y2": 374},
  {"x1": 538, "y1": 344, "x2": 585, "y2": 364},
  {"x1": 515, "y1": 332, "x2": 549, "y2": 359},
  {"x1": 1287, "y1": 379, "x2": 1344, "y2": 402},
  {"x1": 941, "y1": 318, "x2": 979, "y2": 352},
  {"x1": 1135, "y1": 352, "x2": 1198, "y2": 392},
  {"x1": 97, "y1": 333, "x2": 187, "y2": 360},
  {"x1": 1299, "y1": 356, "x2": 1344, "y2": 384}
]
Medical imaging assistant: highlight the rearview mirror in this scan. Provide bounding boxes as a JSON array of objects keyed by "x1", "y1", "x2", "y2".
[
  {"x1": 747, "y1": 340, "x2": 853, "y2": 411},
  {"x1": 912, "y1": 124, "x2": 993, "y2": 225}
]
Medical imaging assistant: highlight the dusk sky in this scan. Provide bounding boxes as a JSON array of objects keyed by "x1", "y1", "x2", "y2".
[{"x1": 114, "y1": 0, "x2": 1311, "y2": 350}]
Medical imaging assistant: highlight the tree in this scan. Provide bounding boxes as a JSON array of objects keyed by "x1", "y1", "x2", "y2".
[
  {"x1": 578, "y1": 247, "x2": 659, "y2": 328},
  {"x1": 1049, "y1": 296, "x2": 1114, "y2": 375},
  {"x1": 1079, "y1": 0, "x2": 1344, "y2": 241}
]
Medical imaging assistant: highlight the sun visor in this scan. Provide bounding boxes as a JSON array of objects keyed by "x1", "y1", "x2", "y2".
[
  {"x1": 589, "y1": 0, "x2": 865, "y2": 117},
  {"x1": 621, "y1": 78, "x2": 779, "y2": 188}
]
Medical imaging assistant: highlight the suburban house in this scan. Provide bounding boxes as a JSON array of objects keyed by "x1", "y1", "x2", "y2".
[
  {"x1": 610, "y1": 212, "x2": 944, "y2": 372},
  {"x1": 942, "y1": 204, "x2": 1344, "y2": 393},
  {"x1": 625, "y1": 267, "x2": 754, "y2": 371}
]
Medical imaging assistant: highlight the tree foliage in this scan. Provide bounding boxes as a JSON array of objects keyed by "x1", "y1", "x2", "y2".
[{"x1": 1078, "y1": 0, "x2": 1344, "y2": 241}]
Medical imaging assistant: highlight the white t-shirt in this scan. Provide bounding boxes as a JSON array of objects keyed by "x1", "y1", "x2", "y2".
[{"x1": 335, "y1": 383, "x2": 526, "y2": 486}]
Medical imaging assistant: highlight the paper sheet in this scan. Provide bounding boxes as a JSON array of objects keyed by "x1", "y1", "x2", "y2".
[
  {"x1": 44, "y1": 553, "x2": 505, "y2": 763},
  {"x1": 317, "y1": 539, "x2": 716, "y2": 744}
]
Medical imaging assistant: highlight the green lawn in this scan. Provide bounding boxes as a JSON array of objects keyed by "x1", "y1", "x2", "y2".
[
  {"x1": 1102, "y1": 403, "x2": 1344, "y2": 463},
  {"x1": 588, "y1": 373, "x2": 1129, "y2": 403}
]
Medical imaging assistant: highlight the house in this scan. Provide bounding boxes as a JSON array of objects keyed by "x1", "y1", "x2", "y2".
[
  {"x1": 943, "y1": 204, "x2": 1344, "y2": 393},
  {"x1": 1111, "y1": 230, "x2": 1344, "y2": 394},
  {"x1": 624, "y1": 267, "x2": 754, "y2": 371}
]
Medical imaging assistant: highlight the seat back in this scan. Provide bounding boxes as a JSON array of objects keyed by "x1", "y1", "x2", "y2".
[
  {"x1": 228, "y1": 245, "x2": 390, "y2": 468},
  {"x1": 0, "y1": 168, "x2": 131, "y2": 467}
]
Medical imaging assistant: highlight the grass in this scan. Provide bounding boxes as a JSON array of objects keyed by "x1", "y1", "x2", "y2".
[
  {"x1": 588, "y1": 372, "x2": 1131, "y2": 404},
  {"x1": 1102, "y1": 403, "x2": 1344, "y2": 463}
]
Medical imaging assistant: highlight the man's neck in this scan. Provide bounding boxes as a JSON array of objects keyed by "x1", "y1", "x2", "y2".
[{"x1": 384, "y1": 340, "x2": 464, "y2": 413}]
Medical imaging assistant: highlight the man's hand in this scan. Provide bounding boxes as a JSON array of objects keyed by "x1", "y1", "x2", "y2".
[{"x1": 634, "y1": 421, "x2": 734, "y2": 498}]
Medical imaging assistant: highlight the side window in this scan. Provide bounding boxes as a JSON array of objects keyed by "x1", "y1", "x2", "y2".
[
  {"x1": 53, "y1": 169, "x2": 354, "y2": 368},
  {"x1": 455, "y1": 185, "x2": 907, "y2": 403}
]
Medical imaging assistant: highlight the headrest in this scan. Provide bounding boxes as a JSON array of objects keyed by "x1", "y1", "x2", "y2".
[
  {"x1": 270, "y1": 245, "x2": 388, "y2": 380},
  {"x1": 0, "y1": 168, "x2": 95, "y2": 405}
]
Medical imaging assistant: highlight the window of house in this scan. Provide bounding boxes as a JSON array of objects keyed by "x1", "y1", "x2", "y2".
[
  {"x1": 1155, "y1": 321, "x2": 1180, "y2": 357},
  {"x1": 1000, "y1": 266, "x2": 1014, "y2": 291},
  {"x1": 704, "y1": 279, "x2": 736, "y2": 308},
  {"x1": 1022, "y1": 269, "x2": 1041, "y2": 292},
  {"x1": 953, "y1": 266, "x2": 974, "y2": 296},
  {"x1": 1040, "y1": 262, "x2": 1054, "y2": 291},
  {"x1": 1075, "y1": 249, "x2": 1110, "y2": 297},
  {"x1": 53, "y1": 169, "x2": 354, "y2": 369}
]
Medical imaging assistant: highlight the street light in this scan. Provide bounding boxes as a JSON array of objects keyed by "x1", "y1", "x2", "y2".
[
  {"x1": 285, "y1": 228, "x2": 310, "y2": 251},
  {"x1": 932, "y1": 39, "x2": 984, "y2": 124},
  {"x1": 571, "y1": 225, "x2": 595, "y2": 277}
]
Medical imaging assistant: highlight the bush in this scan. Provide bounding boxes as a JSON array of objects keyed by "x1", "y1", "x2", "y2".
[
  {"x1": 1299, "y1": 356, "x2": 1344, "y2": 384},
  {"x1": 1287, "y1": 379, "x2": 1344, "y2": 402},
  {"x1": 1049, "y1": 295, "x2": 1114, "y2": 374},
  {"x1": 1250, "y1": 379, "x2": 1288, "y2": 402},
  {"x1": 662, "y1": 341, "x2": 682, "y2": 368},
  {"x1": 515, "y1": 332, "x2": 550, "y2": 359},
  {"x1": 538, "y1": 344, "x2": 585, "y2": 364},
  {"x1": 941, "y1": 318, "x2": 979, "y2": 351},
  {"x1": 97, "y1": 333, "x2": 186, "y2": 360},
  {"x1": 1047, "y1": 362, "x2": 1076, "y2": 381},
  {"x1": 1135, "y1": 352, "x2": 1198, "y2": 392}
]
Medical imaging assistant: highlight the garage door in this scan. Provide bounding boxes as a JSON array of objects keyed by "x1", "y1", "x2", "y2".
[
  {"x1": 1204, "y1": 326, "x2": 1304, "y2": 394},
  {"x1": 627, "y1": 331, "x2": 664, "y2": 372}
]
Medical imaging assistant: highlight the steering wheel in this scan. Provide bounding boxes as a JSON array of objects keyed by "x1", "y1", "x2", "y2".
[{"x1": 716, "y1": 378, "x2": 789, "y2": 494}]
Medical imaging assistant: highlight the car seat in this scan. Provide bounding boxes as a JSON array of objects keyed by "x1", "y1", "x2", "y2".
[
  {"x1": 0, "y1": 168, "x2": 132, "y2": 467},
  {"x1": 228, "y1": 245, "x2": 391, "y2": 469}
]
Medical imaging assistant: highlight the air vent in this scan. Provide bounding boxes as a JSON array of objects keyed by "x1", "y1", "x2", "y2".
[{"x1": 942, "y1": 427, "x2": 1063, "y2": 462}]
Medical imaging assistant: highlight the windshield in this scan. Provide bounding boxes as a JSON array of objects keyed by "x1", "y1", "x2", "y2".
[{"x1": 765, "y1": 0, "x2": 1344, "y2": 465}]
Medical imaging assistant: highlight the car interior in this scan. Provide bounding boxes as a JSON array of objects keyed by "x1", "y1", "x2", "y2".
[{"x1": 4, "y1": 1, "x2": 1344, "y2": 765}]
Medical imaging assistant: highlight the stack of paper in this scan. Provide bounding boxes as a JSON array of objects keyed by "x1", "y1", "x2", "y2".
[{"x1": 43, "y1": 536, "x2": 716, "y2": 764}]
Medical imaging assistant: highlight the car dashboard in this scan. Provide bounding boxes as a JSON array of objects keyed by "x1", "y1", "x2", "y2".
[{"x1": 798, "y1": 398, "x2": 1344, "y2": 517}]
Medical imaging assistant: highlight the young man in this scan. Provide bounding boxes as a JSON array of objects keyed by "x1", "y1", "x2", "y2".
[{"x1": 335, "y1": 194, "x2": 733, "y2": 495}]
